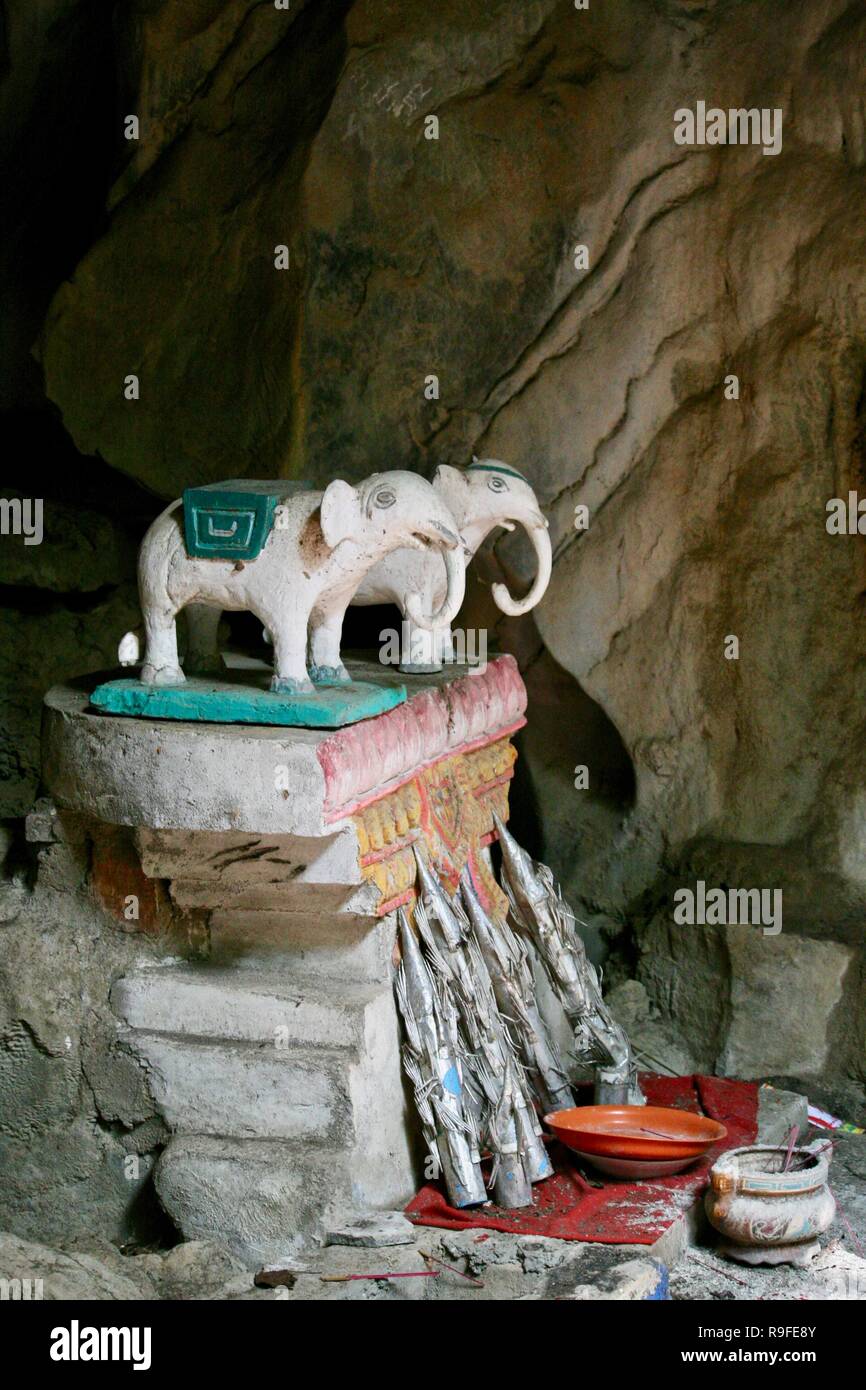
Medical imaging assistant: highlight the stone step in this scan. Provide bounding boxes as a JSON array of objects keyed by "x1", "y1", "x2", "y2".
[
  {"x1": 136, "y1": 827, "x2": 362, "y2": 887},
  {"x1": 125, "y1": 1032, "x2": 355, "y2": 1144},
  {"x1": 112, "y1": 964, "x2": 384, "y2": 1050},
  {"x1": 205, "y1": 908, "x2": 395, "y2": 982},
  {"x1": 154, "y1": 1134, "x2": 357, "y2": 1263},
  {"x1": 170, "y1": 880, "x2": 369, "y2": 914}
]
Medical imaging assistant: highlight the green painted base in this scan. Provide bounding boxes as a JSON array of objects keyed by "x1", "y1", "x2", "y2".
[{"x1": 89, "y1": 672, "x2": 407, "y2": 728}]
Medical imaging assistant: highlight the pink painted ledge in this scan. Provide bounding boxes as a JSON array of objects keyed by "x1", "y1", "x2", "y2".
[{"x1": 318, "y1": 654, "x2": 527, "y2": 822}]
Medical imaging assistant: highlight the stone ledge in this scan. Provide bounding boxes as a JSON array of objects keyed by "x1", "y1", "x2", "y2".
[
  {"x1": 42, "y1": 655, "x2": 525, "y2": 838},
  {"x1": 155, "y1": 1135, "x2": 415, "y2": 1265},
  {"x1": 112, "y1": 964, "x2": 389, "y2": 1049},
  {"x1": 126, "y1": 1033, "x2": 356, "y2": 1143}
]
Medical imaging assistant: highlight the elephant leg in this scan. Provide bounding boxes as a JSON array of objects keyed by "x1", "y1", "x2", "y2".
[
  {"x1": 264, "y1": 611, "x2": 314, "y2": 695},
  {"x1": 185, "y1": 604, "x2": 224, "y2": 674},
  {"x1": 141, "y1": 604, "x2": 184, "y2": 686},
  {"x1": 399, "y1": 615, "x2": 444, "y2": 675},
  {"x1": 308, "y1": 607, "x2": 351, "y2": 685}
]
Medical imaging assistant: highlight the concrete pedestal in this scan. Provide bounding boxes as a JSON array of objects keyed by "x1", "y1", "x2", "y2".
[{"x1": 42, "y1": 655, "x2": 527, "y2": 1262}]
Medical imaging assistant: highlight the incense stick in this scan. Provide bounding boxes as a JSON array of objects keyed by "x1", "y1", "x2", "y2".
[
  {"x1": 320, "y1": 1270, "x2": 440, "y2": 1283},
  {"x1": 787, "y1": 1137, "x2": 838, "y2": 1172},
  {"x1": 688, "y1": 1254, "x2": 751, "y2": 1289}
]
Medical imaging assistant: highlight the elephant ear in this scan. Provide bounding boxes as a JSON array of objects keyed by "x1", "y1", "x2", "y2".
[{"x1": 320, "y1": 479, "x2": 361, "y2": 550}]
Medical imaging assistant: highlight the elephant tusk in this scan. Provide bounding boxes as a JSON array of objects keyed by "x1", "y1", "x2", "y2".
[{"x1": 491, "y1": 520, "x2": 552, "y2": 618}]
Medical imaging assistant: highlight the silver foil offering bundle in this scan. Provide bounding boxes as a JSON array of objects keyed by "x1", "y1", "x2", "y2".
[
  {"x1": 493, "y1": 812, "x2": 643, "y2": 1106},
  {"x1": 412, "y1": 847, "x2": 553, "y2": 1206},
  {"x1": 394, "y1": 907, "x2": 487, "y2": 1208},
  {"x1": 460, "y1": 867, "x2": 574, "y2": 1115}
]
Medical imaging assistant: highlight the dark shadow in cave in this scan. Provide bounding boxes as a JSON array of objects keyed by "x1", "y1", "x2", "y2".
[
  {"x1": 0, "y1": 0, "x2": 119, "y2": 416},
  {"x1": 0, "y1": 408, "x2": 163, "y2": 534},
  {"x1": 341, "y1": 601, "x2": 405, "y2": 654},
  {"x1": 225, "y1": 600, "x2": 411, "y2": 664},
  {"x1": 0, "y1": 0, "x2": 162, "y2": 537},
  {"x1": 509, "y1": 643, "x2": 636, "y2": 867},
  {"x1": 115, "y1": 1165, "x2": 182, "y2": 1255}
]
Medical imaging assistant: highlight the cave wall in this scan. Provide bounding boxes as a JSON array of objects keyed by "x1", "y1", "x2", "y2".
[{"x1": 1, "y1": 0, "x2": 865, "y2": 1237}]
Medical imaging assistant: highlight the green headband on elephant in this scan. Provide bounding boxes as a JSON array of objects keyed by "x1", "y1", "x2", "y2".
[{"x1": 466, "y1": 461, "x2": 527, "y2": 483}]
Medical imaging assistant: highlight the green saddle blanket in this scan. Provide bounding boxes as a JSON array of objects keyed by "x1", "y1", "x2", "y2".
[{"x1": 182, "y1": 479, "x2": 312, "y2": 560}]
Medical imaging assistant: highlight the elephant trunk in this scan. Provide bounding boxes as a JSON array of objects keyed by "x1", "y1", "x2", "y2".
[
  {"x1": 405, "y1": 544, "x2": 466, "y2": 631},
  {"x1": 491, "y1": 520, "x2": 552, "y2": 617}
]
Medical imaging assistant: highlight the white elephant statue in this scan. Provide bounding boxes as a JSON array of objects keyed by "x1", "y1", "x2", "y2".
[
  {"x1": 119, "y1": 471, "x2": 466, "y2": 694},
  {"x1": 351, "y1": 458, "x2": 552, "y2": 672},
  {"x1": 182, "y1": 458, "x2": 551, "y2": 677}
]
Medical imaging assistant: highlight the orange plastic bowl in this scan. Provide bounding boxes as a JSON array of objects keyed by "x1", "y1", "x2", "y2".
[{"x1": 544, "y1": 1105, "x2": 727, "y2": 1161}]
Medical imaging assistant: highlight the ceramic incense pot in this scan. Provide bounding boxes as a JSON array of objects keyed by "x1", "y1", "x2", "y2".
[{"x1": 705, "y1": 1144, "x2": 835, "y2": 1267}]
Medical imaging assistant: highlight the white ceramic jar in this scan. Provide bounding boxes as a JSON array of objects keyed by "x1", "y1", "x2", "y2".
[{"x1": 705, "y1": 1144, "x2": 835, "y2": 1264}]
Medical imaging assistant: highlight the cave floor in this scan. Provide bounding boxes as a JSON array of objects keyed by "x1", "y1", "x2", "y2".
[
  {"x1": 3, "y1": 1131, "x2": 863, "y2": 1301},
  {"x1": 186, "y1": 1127, "x2": 866, "y2": 1301},
  {"x1": 263, "y1": 1130, "x2": 866, "y2": 1300}
]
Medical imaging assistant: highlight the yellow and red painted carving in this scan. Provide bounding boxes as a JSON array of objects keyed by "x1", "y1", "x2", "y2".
[
  {"x1": 353, "y1": 737, "x2": 516, "y2": 918},
  {"x1": 317, "y1": 655, "x2": 528, "y2": 919}
]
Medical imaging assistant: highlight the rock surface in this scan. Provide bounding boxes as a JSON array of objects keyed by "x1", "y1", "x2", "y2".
[
  {"x1": 0, "y1": 1232, "x2": 146, "y2": 1301},
  {"x1": 0, "y1": 1231, "x2": 253, "y2": 1300},
  {"x1": 38, "y1": 0, "x2": 866, "y2": 1078},
  {"x1": 636, "y1": 918, "x2": 858, "y2": 1078},
  {"x1": 324, "y1": 1211, "x2": 417, "y2": 1248},
  {"x1": 0, "y1": 0, "x2": 865, "y2": 1246},
  {"x1": 0, "y1": 831, "x2": 176, "y2": 1249},
  {"x1": 756, "y1": 1084, "x2": 810, "y2": 1147}
]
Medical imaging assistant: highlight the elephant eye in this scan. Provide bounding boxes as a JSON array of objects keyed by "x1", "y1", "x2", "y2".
[
  {"x1": 488, "y1": 475, "x2": 508, "y2": 492},
  {"x1": 373, "y1": 488, "x2": 396, "y2": 509}
]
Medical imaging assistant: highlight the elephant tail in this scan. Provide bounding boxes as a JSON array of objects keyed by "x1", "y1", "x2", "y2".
[{"x1": 118, "y1": 629, "x2": 141, "y2": 666}]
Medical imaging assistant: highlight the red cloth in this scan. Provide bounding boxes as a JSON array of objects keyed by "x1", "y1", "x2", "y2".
[{"x1": 405, "y1": 1074, "x2": 757, "y2": 1244}]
